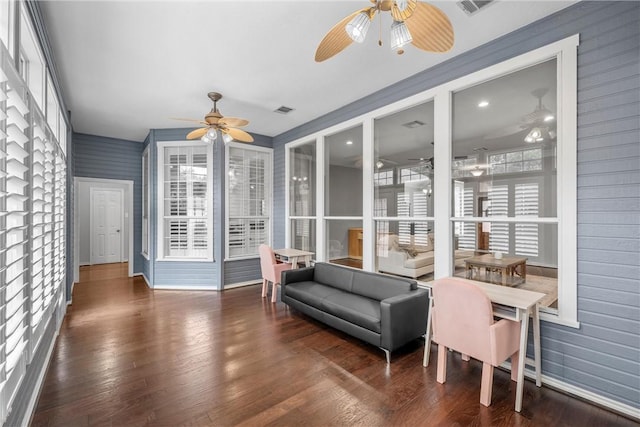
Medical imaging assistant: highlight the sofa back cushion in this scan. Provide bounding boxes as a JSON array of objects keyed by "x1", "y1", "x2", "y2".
[
  {"x1": 352, "y1": 269, "x2": 417, "y2": 301},
  {"x1": 313, "y1": 262, "x2": 354, "y2": 292}
]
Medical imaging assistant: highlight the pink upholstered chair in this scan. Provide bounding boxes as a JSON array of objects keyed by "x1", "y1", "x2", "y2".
[
  {"x1": 431, "y1": 277, "x2": 521, "y2": 407},
  {"x1": 259, "y1": 244, "x2": 293, "y2": 303}
]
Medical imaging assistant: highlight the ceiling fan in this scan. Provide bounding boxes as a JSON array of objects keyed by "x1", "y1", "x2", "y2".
[
  {"x1": 484, "y1": 88, "x2": 556, "y2": 141},
  {"x1": 408, "y1": 156, "x2": 434, "y2": 171},
  {"x1": 315, "y1": 0, "x2": 454, "y2": 62},
  {"x1": 173, "y1": 92, "x2": 254, "y2": 143}
]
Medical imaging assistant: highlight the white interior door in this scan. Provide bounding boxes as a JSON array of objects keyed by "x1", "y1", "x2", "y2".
[{"x1": 91, "y1": 188, "x2": 123, "y2": 264}]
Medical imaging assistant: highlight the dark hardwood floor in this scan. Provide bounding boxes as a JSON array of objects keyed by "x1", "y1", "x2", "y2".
[{"x1": 31, "y1": 264, "x2": 636, "y2": 426}]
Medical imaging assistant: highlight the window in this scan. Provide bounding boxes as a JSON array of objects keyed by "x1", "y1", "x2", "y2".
[
  {"x1": 285, "y1": 35, "x2": 578, "y2": 325},
  {"x1": 141, "y1": 147, "x2": 149, "y2": 258},
  {"x1": 1, "y1": 39, "x2": 68, "y2": 424},
  {"x1": 19, "y1": 10, "x2": 45, "y2": 111},
  {"x1": 226, "y1": 143, "x2": 272, "y2": 259},
  {"x1": 157, "y1": 142, "x2": 213, "y2": 260},
  {"x1": 0, "y1": 0, "x2": 16, "y2": 59},
  {"x1": 374, "y1": 170, "x2": 393, "y2": 186},
  {"x1": 288, "y1": 141, "x2": 316, "y2": 252}
]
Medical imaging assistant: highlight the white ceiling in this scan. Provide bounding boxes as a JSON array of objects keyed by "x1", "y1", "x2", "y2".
[{"x1": 39, "y1": 0, "x2": 576, "y2": 142}]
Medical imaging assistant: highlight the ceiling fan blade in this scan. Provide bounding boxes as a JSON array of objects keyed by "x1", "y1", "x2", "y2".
[
  {"x1": 219, "y1": 116, "x2": 249, "y2": 128},
  {"x1": 171, "y1": 117, "x2": 207, "y2": 125},
  {"x1": 315, "y1": 7, "x2": 374, "y2": 62},
  {"x1": 405, "y1": 2, "x2": 454, "y2": 53},
  {"x1": 187, "y1": 127, "x2": 209, "y2": 140},
  {"x1": 223, "y1": 127, "x2": 254, "y2": 143},
  {"x1": 483, "y1": 124, "x2": 529, "y2": 140}
]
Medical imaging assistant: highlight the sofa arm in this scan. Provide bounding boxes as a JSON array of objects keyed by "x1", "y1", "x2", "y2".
[
  {"x1": 281, "y1": 266, "x2": 315, "y2": 287},
  {"x1": 380, "y1": 289, "x2": 430, "y2": 352}
]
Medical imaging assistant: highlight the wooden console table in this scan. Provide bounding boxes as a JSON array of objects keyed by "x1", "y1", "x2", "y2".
[{"x1": 465, "y1": 254, "x2": 527, "y2": 286}]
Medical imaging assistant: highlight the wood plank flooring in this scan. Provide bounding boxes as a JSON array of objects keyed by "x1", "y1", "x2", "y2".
[{"x1": 31, "y1": 264, "x2": 637, "y2": 426}]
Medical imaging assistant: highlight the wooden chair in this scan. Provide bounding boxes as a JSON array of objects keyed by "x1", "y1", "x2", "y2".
[
  {"x1": 431, "y1": 277, "x2": 521, "y2": 407},
  {"x1": 258, "y1": 244, "x2": 293, "y2": 303}
]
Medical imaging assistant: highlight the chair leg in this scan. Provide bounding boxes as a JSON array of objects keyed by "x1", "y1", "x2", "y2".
[
  {"x1": 261, "y1": 279, "x2": 268, "y2": 298},
  {"x1": 271, "y1": 282, "x2": 278, "y2": 303},
  {"x1": 437, "y1": 345, "x2": 447, "y2": 384},
  {"x1": 510, "y1": 351, "x2": 520, "y2": 382},
  {"x1": 480, "y1": 362, "x2": 494, "y2": 406}
]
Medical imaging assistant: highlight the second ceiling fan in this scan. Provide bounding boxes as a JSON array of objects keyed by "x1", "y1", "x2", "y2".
[{"x1": 174, "y1": 92, "x2": 254, "y2": 143}]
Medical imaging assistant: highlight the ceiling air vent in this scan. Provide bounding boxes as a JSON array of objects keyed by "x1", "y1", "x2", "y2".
[
  {"x1": 402, "y1": 120, "x2": 426, "y2": 129},
  {"x1": 274, "y1": 106, "x2": 294, "y2": 114},
  {"x1": 457, "y1": 0, "x2": 494, "y2": 16}
]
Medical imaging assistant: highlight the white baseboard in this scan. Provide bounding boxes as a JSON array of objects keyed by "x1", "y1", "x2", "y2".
[
  {"x1": 133, "y1": 272, "x2": 151, "y2": 288},
  {"x1": 496, "y1": 360, "x2": 640, "y2": 421},
  {"x1": 527, "y1": 368, "x2": 640, "y2": 421},
  {"x1": 22, "y1": 318, "x2": 61, "y2": 427},
  {"x1": 79, "y1": 262, "x2": 90, "y2": 267},
  {"x1": 152, "y1": 284, "x2": 218, "y2": 291},
  {"x1": 224, "y1": 280, "x2": 261, "y2": 290}
]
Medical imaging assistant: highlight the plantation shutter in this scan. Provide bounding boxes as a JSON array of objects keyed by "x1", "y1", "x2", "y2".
[
  {"x1": 459, "y1": 186, "x2": 476, "y2": 250},
  {"x1": 515, "y1": 183, "x2": 539, "y2": 256},
  {"x1": 488, "y1": 185, "x2": 509, "y2": 253},
  {"x1": 163, "y1": 146, "x2": 209, "y2": 258},
  {"x1": 397, "y1": 191, "x2": 429, "y2": 247},
  {"x1": 1, "y1": 73, "x2": 30, "y2": 409},
  {"x1": 227, "y1": 146, "x2": 271, "y2": 259}
]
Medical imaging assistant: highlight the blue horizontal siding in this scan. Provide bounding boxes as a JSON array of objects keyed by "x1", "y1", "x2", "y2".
[
  {"x1": 271, "y1": 0, "x2": 640, "y2": 410},
  {"x1": 224, "y1": 258, "x2": 262, "y2": 287},
  {"x1": 148, "y1": 129, "x2": 273, "y2": 289},
  {"x1": 73, "y1": 132, "x2": 144, "y2": 275}
]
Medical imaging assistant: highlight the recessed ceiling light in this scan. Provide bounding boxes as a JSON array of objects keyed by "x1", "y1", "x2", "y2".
[
  {"x1": 478, "y1": 100, "x2": 490, "y2": 108},
  {"x1": 544, "y1": 115, "x2": 555, "y2": 122},
  {"x1": 346, "y1": 140, "x2": 353, "y2": 145}
]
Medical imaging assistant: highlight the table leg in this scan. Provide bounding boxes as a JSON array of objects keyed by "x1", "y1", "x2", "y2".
[
  {"x1": 515, "y1": 307, "x2": 530, "y2": 412},
  {"x1": 304, "y1": 256, "x2": 311, "y2": 267},
  {"x1": 532, "y1": 304, "x2": 541, "y2": 387},
  {"x1": 502, "y1": 267, "x2": 508, "y2": 286},
  {"x1": 290, "y1": 256, "x2": 299, "y2": 269},
  {"x1": 423, "y1": 297, "x2": 434, "y2": 367}
]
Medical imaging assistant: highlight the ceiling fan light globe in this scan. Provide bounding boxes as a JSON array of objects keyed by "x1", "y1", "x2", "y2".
[
  {"x1": 206, "y1": 128, "x2": 218, "y2": 140},
  {"x1": 390, "y1": 20, "x2": 412, "y2": 51},
  {"x1": 346, "y1": 12, "x2": 371, "y2": 43},
  {"x1": 222, "y1": 133, "x2": 234, "y2": 144},
  {"x1": 201, "y1": 135, "x2": 211, "y2": 143},
  {"x1": 376, "y1": 160, "x2": 384, "y2": 169}
]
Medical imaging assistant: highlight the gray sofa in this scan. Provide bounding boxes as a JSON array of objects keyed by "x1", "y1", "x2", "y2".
[{"x1": 281, "y1": 262, "x2": 430, "y2": 363}]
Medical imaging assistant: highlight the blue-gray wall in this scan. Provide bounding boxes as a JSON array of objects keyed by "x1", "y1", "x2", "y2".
[
  {"x1": 272, "y1": 1, "x2": 640, "y2": 410},
  {"x1": 73, "y1": 132, "x2": 144, "y2": 274}
]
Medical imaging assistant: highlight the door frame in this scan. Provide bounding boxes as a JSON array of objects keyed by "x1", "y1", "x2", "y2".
[
  {"x1": 89, "y1": 187, "x2": 125, "y2": 265},
  {"x1": 74, "y1": 177, "x2": 134, "y2": 282}
]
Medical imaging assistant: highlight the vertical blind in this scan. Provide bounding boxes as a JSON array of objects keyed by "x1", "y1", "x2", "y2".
[{"x1": 1, "y1": 49, "x2": 67, "y2": 424}]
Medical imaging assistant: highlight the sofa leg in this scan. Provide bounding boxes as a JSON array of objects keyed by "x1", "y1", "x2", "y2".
[{"x1": 381, "y1": 348, "x2": 391, "y2": 364}]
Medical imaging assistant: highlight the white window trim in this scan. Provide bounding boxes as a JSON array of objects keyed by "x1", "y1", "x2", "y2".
[
  {"x1": 284, "y1": 34, "x2": 579, "y2": 327},
  {"x1": 224, "y1": 142, "x2": 273, "y2": 261},
  {"x1": 156, "y1": 140, "x2": 214, "y2": 262},
  {"x1": 141, "y1": 146, "x2": 150, "y2": 260}
]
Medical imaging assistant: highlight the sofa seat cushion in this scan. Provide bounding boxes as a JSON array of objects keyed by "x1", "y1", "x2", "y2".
[
  {"x1": 322, "y1": 292, "x2": 381, "y2": 333},
  {"x1": 284, "y1": 281, "x2": 342, "y2": 309},
  {"x1": 404, "y1": 251, "x2": 434, "y2": 269}
]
